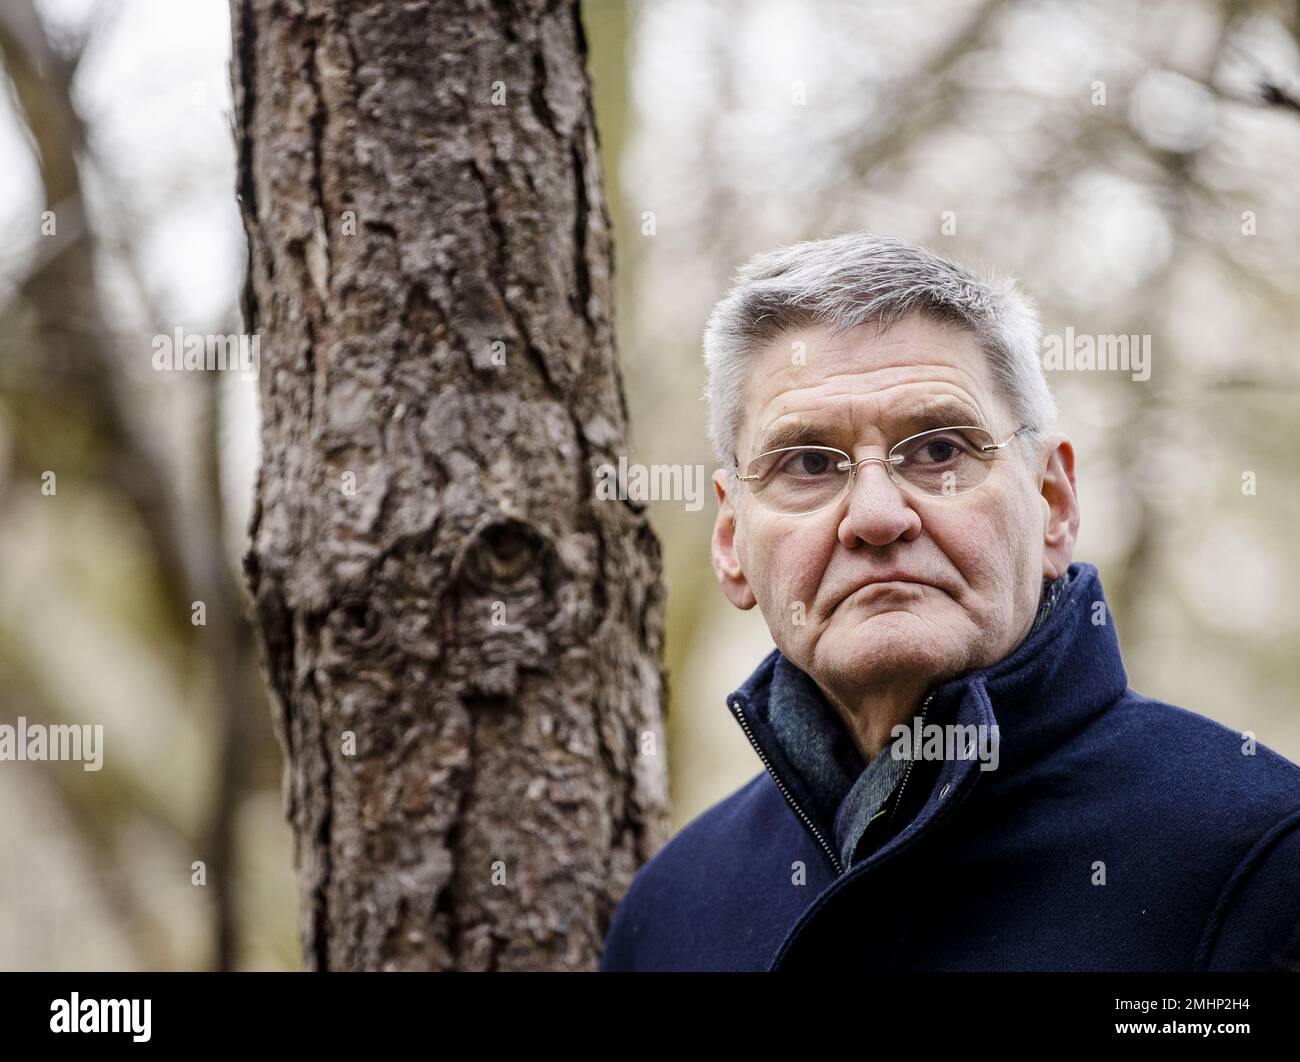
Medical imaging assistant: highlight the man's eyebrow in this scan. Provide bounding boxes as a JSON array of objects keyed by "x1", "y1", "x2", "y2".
[
  {"x1": 889, "y1": 399, "x2": 987, "y2": 433},
  {"x1": 752, "y1": 420, "x2": 835, "y2": 453},
  {"x1": 749, "y1": 399, "x2": 987, "y2": 456}
]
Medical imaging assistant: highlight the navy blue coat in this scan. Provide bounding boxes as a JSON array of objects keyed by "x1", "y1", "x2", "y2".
[{"x1": 599, "y1": 562, "x2": 1300, "y2": 971}]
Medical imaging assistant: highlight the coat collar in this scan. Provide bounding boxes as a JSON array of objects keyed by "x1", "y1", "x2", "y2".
[{"x1": 726, "y1": 561, "x2": 1128, "y2": 872}]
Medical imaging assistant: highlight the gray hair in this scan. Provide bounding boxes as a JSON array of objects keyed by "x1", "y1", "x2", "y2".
[{"x1": 701, "y1": 232, "x2": 1056, "y2": 468}]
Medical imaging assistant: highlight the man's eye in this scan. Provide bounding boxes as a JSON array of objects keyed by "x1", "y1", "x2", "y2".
[
  {"x1": 904, "y1": 432, "x2": 977, "y2": 465},
  {"x1": 918, "y1": 440, "x2": 959, "y2": 463},
  {"x1": 778, "y1": 450, "x2": 833, "y2": 476}
]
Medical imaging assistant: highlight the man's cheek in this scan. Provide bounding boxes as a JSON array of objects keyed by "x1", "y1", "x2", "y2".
[
  {"x1": 777, "y1": 565, "x2": 822, "y2": 633},
  {"x1": 937, "y1": 512, "x2": 1005, "y2": 575}
]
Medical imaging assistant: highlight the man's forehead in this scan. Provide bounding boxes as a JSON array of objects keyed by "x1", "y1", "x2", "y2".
[
  {"x1": 750, "y1": 317, "x2": 988, "y2": 388},
  {"x1": 737, "y1": 317, "x2": 998, "y2": 450}
]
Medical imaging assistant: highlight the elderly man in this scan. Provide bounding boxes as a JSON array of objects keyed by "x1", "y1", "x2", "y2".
[{"x1": 599, "y1": 232, "x2": 1300, "y2": 972}]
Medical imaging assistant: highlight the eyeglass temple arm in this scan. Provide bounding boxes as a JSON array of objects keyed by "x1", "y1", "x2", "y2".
[{"x1": 979, "y1": 424, "x2": 1033, "y2": 452}]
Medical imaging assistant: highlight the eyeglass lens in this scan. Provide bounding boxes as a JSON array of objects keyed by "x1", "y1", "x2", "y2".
[{"x1": 743, "y1": 427, "x2": 998, "y2": 513}]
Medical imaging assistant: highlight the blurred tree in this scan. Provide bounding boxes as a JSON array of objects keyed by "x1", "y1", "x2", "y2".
[
  {"x1": 230, "y1": 0, "x2": 669, "y2": 969},
  {"x1": 0, "y1": 0, "x2": 271, "y2": 971}
]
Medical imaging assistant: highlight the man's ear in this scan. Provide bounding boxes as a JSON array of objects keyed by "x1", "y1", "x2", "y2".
[
  {"x1": 1038, "y1": 434, "x2": 1080, "y2": 580},
  {"x1": 712, "y1": 468, "x2": 757, "y2": 610}
]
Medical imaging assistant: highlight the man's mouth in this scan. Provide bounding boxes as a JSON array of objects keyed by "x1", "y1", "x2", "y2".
[
  {"x1": 860, "y1": 572, "x2": 929, "y2": 588},
  {"x1": 842, "y1": 575, "x2": 930, "y2": 605}
]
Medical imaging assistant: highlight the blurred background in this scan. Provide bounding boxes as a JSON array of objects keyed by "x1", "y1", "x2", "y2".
[{"x1": 1, "y1": 0, "x2": 1297, "y2": 970}]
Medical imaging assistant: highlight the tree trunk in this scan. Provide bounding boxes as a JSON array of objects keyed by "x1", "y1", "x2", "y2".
[{"x1": 230, "y1": 0, "x2": 668, "y2": 971}]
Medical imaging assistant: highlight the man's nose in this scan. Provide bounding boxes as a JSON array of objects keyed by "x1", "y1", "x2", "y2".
[{"x1": 836, "y1": 459, "x2": 923, "y2": 548}]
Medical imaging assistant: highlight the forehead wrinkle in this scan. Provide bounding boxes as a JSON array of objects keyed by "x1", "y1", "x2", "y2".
[
  {"x1": 754, "y1": 380, "x2": 985, "y2": 438},
  {"x1": 749, "y1": 357, "x2": 991, "y2": 420}
]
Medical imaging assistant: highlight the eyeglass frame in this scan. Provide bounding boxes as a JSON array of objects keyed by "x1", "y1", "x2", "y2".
[{"x1": 731, "y1": 423, "x2": 1034, "y2": 514}]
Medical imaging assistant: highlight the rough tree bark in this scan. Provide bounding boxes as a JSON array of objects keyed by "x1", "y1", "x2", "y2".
[{"x1": 230, "y1": 0, "x2": 669, "y2": 970}]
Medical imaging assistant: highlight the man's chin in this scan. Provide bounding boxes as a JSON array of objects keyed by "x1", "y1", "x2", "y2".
[
  {"x1": 818, "y1": 615, "x2": 957, "y2": 683},
  {"x1": 838, "y1": 603, "x2": 934, "y2": 636}
]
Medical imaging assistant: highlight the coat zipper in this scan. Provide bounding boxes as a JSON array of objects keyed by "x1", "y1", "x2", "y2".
[
  {"x1": 730, "y1": 698, "x2": 845, "y2": 876},
  {"x1": 771, "y1": 688, "x2": 949, "y2": 970},
  {"x1": 883, "y1": 691, "x2": 936, "y2": 833}
]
